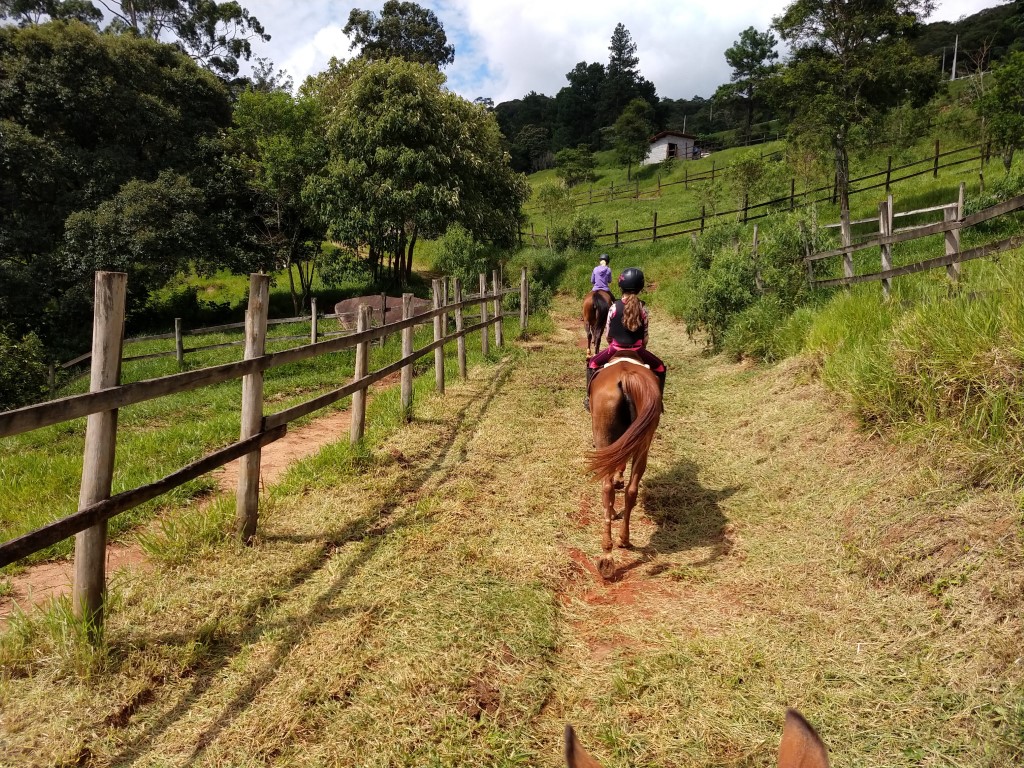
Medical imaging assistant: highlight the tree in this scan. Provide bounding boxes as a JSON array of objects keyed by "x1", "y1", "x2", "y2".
[
  {"x1": 982, "y1": 51, "x2": 1024, "y2": 170},
  {"x1": 554, "y1": 61, "x2": 606, "y2": 149},
  {"x1": 612, "y1": 98, "x2": 655, "y2": 181},
  {"x1": 721, "y1": 26, "x2": 779, "y2": 138},
  {"x1": 514, "y1": 124, "x2": 553, "y2": 172},
  {"x1": 599, "y1": 23, "x2": 657, "y2": 127},
  {"x1": 232, "y1": 88, "x2": 328, "y2": 313},
  {"x1": 773, "y1": 0, "x2": 938, "y2": 232},
  {"x1": 343, "y1": 0, "x2": 454, "y2": 68},
  {"x1": 0, "y1": 21, "x2": 244, "y2": 352},
  {"x1": 554, "y1": 145, "x2": 597, "y2": 187},
  {"x1": 0, "y1": 0, "x2": 270, "y2": 77},
  {"x1": 304, "y1": 58, "x2": 527, "y2": 286}
]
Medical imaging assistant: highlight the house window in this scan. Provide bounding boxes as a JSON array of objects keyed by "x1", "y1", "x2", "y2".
[{"x1": 667, "y1": 142, "x2": 678, "y2": 159}]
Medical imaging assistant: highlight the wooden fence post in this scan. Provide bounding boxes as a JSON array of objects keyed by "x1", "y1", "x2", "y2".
[
  {"x1": 832, "y1": 173, "x2": 838, "y2": 204},
  {"x1": 946, "y1": 183, "x2": 965, "y2": 283},
  {"x1": 652, "y1": 211, "x2": 658, "y2": 242},
  {"x1": 700, "y1": 204, "x2": 706, "y2": 234},
  {"x1": 454, "y1": 278, "x2": 466, "y2": 380},
  {"x1": 840, "y1": 205, "x2": 853, "y2": 281},
  {"x1": 174, "y1": 318, "x2": 184, "y2": 367},
  {"x1": 235, "y1": 273, "x2": 269, "y2": 545},
  {"x1": 48, "y1": 363, "x2": 56, "y2": 397},
  {"x1": 885, "y1": 156, "x2": 892, "y2": 193},
  {"x1": 752, "y1": 225, "x2": 763, "y2": 293},
  {"x1": 401, "y1": 293, "x2": 414, "y2": 419},
  {"x1": 441, "y1": 280, "x2": 449, "y2": 334},
  {"x1": 432, "y1": 279, "x2": 445, "y2": 394},
  {"x1": 479, "y1": 273, "x2": 489, "y2": 357},
  {"x1": 879, "y1": 197, "x2": 893, "y2": 300},
  {"x1": 711, "y1": 160, "x2": 716, "y2": 184},
  {"x1": 614, "y1": 220, "x2": 619, "y2": 248},
  {"x1": 684, "y1": 166, "x2": 688, "y2": 189},
  {"x1": 520, "y1": 267, "x2": 528, "y2": 334},
  {"x1": 933, "y1": 139, "x2": 940, "y2": 178},
  {"x1": 979, "y1": 172, "x2": 985, "y2": 195},
  {"x1": 790, "y1": 178, "x2": 796, "y2": 210},
  {"x1": 351, "y1": 304, "x2": 369, "y2": 443},
  {"x1": 73, "y1": 270, "x2": 127, "y2": 636},
  {"x1": 310, "y1": 298, "x2": 318, "y2": 345},
  {"x1": 492, "y1": 269, "x2": 504, "y2": 348}
]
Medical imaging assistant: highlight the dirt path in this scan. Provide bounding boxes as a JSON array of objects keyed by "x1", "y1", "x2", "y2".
[
  {"x1": 0, "y1": 373, "x2": 400, "y2": 622},
  {"x1": 2, "y1": 299, "x2": 1021, "y2": 767}
]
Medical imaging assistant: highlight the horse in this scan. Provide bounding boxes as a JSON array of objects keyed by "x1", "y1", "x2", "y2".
[
  {"x1": 565, "y1": 709, "x2": 830, "y2": 767},
  {"x1": 582, "y1": 290, "x2": 612, "y2": 356},
  {"x1": 587, "y1": 357, "x2": 662, "y2": 579}
]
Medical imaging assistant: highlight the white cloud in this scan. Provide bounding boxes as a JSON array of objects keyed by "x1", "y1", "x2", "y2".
[{"x1": 241, "y1": 0, "x2": 1005, "y2": 100}]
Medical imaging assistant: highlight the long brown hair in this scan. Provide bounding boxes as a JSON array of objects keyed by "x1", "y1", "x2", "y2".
[{"x1": 621, "y1": 292, "x2": 643, "y2": 332}]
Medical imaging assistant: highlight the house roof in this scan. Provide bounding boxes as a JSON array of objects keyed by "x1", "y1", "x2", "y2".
[{"x1": 648, "y1": 130, "x2": 698, "y2": 143}]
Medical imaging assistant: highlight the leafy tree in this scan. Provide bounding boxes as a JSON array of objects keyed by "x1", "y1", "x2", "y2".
[
  {"x1": 719, "y1": 26, "x2": 779, "y2": 138},
  {"x1": 0, "y1": 325, "x2": 49, "y2": 410},
  {"x1": 232, "y1": 88, "x2": 328, "y2": 313},
  {"x1": 305, "y1": 58, "x2": 527, "y2": 286},
  {"x1": 0, "y1": 21, "x2": 242, "y2": 352},
  {"x1": 553, "y1": 61, "x2": 606, "y2": 149},
  {"x1": 513, "y1": 124, "x2": 553, "y2": 172},
  {"x1": 982, "y1": 50, "x2": 1024, "y2": 170},
  {"x1": 773, "y1": 0, "x2": 938, "y2": 232},
  {"x1": 2, "y1": 0, "x2": 270, "y2": 77},
  {"x1": 612, "y1": 98, "x2": 655, "y2": 180},
  {"x1": 599, "y1": 23, "x2": 657, "y2": 127},
  {"x1": 343, "y1": 0, "x2": 454, "y2": 68},
  {"x1": 554, "y1": 145, "x2": 597, "y2": 187}
]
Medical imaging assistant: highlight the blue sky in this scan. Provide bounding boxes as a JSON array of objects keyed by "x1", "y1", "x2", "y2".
[{"x1": 241, "y1": 0, "x2": 1004, "y2": 102}]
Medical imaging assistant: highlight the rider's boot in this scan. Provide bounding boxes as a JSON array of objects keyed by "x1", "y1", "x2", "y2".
[
  {"x1": 657, "y1": 370, "x2": 666, "y2": 412},
  {"x1": 584, "y1": 365, "x2": 595, "y2": 412}
]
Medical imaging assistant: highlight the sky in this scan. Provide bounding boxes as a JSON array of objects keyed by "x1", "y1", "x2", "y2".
[{"x1": 242, "y1": 0, "x2": 1005, "y2": 102}]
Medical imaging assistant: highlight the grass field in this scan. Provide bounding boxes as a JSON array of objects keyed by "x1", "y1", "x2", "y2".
[{"x1": 1, "y1": 299, "x2": 1020, "y2": 766}]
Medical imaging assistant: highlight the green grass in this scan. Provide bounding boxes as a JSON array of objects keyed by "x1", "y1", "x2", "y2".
[{"x1": 1, "y1": 307, "x2": 527, "y2": 568}]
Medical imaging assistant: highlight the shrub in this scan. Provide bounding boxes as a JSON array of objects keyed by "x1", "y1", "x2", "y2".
[
  {"x1": 319, "y1": 242, "x2": 373, "y2": 287},
  {"x1": 433, "y1": 224, "x2": 501, "y2": 285},
  {"x1": 550, "y1": 212, "x2": 601, "y2": 253},
  {"x1": 0, "y1": 325, "x2": 49, "y2": 410}
]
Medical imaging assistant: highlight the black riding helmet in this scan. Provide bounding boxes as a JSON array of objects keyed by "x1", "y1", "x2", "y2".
[
  {"x1": 598, "y1": 253, "x2": 610, "y2": 264},
  {"x1": 618, "y1": 267, "x2": 645, "y2": 293}
]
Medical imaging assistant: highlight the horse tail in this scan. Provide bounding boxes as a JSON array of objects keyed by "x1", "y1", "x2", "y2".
[{"x1": 587, "y1": 367, "x2": 661, "y2": 478}]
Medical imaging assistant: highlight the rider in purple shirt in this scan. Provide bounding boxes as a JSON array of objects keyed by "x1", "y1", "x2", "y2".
[{"x1": 591, "y1": 254, "x2": 612, "y2": 295}]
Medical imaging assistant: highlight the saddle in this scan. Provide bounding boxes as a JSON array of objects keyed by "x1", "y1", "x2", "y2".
[{"x1": 599, "y1": 352, "x2": 650, "y2": 371}]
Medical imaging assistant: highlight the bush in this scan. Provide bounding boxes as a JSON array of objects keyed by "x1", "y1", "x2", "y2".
[
  {"x1": 319, "y1": 242, "x2": 373, "y2": 287},
  {"x1": 505, "y1": 249, "x2": 566, "y2": 313},
  {"x1": 550, "y1": 212, "x2": 601, "y2": 253},
  {"x1": 0, "y1": 326, "x2": 49, "y2": 410},
  {"x1": 433, "y1": 224, "x2": 502, "y2": 285}
]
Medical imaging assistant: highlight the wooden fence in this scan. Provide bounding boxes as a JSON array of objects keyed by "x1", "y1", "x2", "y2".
[
  {"x1": 521, "y1": 140, "x2": 991, "y2": 249},
  {"x1": 806, "y1": 190, "x2": 1024, "y2": 293},
  {"x1": 0, "y1": 267, "x2": 529, "y2": 635}
]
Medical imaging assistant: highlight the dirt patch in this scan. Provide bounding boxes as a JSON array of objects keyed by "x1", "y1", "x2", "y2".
[{"x1": 460, "y1": 676, "x2": 501, "y2": 721}]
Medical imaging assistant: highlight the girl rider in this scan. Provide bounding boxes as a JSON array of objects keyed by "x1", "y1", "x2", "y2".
[
  {"x1": 584, "y1": 267, "x2": 666, "y2": 411},
  {"x1": 591, "y1": 253, "x2": 613, "y2": 297}
]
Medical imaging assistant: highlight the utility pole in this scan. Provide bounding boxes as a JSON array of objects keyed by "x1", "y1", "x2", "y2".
[
  {"x1": 951, "y1": 34, "x2": 959, "y2": 81},
  {"x1": 941, "y1": 47, "x2": 946, "y2": 77}
]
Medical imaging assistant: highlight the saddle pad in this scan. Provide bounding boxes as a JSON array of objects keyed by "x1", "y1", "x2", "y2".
[{"x1": 602, "y1": 356, "x2": 650, "y2": 371}]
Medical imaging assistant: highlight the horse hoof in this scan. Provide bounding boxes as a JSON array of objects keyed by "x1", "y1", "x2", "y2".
[
  {"x1": 597, "y1": 556, "x2": 616, "y2": 580},
  {"x1": 613, "y1": 480, "x2": 624, "y2": 490},
  {"x1": 617, "y1": 540, "x2": 632, "y2": 550}
]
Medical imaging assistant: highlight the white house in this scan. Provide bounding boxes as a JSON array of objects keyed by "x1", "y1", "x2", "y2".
[{"x1": 642, "y1": 131, "x2": 698, "y2": 166}]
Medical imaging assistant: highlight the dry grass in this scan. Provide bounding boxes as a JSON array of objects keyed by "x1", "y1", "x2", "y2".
[{"x1": 0, "y1": 297, "x2": 1021, "y2": 766}]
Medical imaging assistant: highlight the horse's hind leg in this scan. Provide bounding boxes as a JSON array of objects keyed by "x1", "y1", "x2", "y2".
[{"x1": 619, "y1": 455, "x2": 648, "y2": 549}]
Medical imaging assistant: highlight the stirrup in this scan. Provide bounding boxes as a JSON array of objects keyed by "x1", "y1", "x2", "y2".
[{"x1": 583, "y1": 396, "x2": 590, "y2": 412}]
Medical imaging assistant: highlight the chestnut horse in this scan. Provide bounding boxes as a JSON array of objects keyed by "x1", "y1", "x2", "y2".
[
  {"x1": 587, "y1": 357, "x2": 662, "y2": 578},
  {"x1": 565, "y1": 709, "x2": 830, "y2": 768},
  {"x1": 582, "y1": 290, "x2": 612, "y2": 356}
]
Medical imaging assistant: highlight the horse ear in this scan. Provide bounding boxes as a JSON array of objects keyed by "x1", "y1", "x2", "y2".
[
  {"x1": 564, "y1": 724, "x2": 603, "y2": 768},
  {"x1": 778, "y1": 710, "x2": 830, "y2": 768}
]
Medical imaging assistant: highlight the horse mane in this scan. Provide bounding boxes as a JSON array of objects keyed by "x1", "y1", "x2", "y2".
[{"x1": 587, "y1": 366, "x2": 661, "y2": 478}]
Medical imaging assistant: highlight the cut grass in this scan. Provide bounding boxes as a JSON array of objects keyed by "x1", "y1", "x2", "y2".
[{"x1": 0, "y1": 297, "x2": 1020, "y2": 766}]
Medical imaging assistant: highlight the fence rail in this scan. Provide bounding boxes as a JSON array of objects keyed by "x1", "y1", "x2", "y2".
[
  {"x1": 807, "y1": 189, "x2": 1024, "y2": 293},
  {"x1": 0, "y1": 267, "x2": 530, "y2": 636}
]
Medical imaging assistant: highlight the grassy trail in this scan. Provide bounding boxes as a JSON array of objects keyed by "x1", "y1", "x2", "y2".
[{"x1": 0, "y1": 297, "x2": 1020, "y2": 766}]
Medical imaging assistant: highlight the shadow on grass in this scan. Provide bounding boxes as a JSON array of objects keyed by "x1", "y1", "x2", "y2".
[
  {"x1": 640, "y1": 458, "x2": 739, "y2": 564},
  {"x1": 104, "y1": 361, "x2": 516, "y2": 766}
]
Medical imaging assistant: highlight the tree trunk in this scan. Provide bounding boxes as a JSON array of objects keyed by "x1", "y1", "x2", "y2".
[
  {"x1": 405, "y1": 227, "x2": 418, "y2": 283},
  {"x1": 834, "y1": 137, "x2": 852, "y2": 235},
  {"x1": 1003, "y1": 148, "x2": 1015, "y2": 172}
]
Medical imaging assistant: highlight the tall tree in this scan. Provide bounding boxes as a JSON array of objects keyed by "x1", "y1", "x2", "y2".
[
  {"x1": 612, "y1": 98, "x2": 655, "y2": 181},
  {"x1": 599, "y1": 23, "x2": 657, "y2": 127},
  {"x1": 232, "y1": 89, "x2": 328, "y2": 313},
  {"x1": 720, "y1": 26, "x2": 779, "y2": 138},
  {"x1": 0, "y1": 0, "x2": 270, "y2": 77},
  {"x1": 304, "y1": 58, "x2": 527, "y2": 286},
  {"x1": 343, "y1": 0, "x2": 454, "y2": 68},
  {"x1": 0, "y1": 20, "x2": 246, "y2": 352},
  {"x1": 554, "y1": 60, "x2": 606, "y2": 149},
  {"x1": 773, "y1": 0, "x2": 937, "y2": 230}
]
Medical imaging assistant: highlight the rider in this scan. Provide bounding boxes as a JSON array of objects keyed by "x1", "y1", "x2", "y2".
[
  {"x1": 584, "y1": 267, "x2": 666, "y2": 411},
  {"x1": 590, "y1": 253, "x2": 613, "y2": 297}
]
